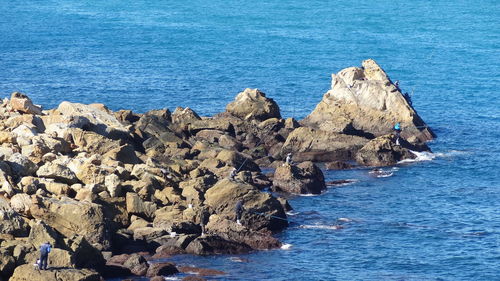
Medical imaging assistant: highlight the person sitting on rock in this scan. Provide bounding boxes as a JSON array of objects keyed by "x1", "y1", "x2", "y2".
[
  {"x1": 229, "y1": 168, "x2": 237, "y2": 180},
  {"x1": 235, "y1": 200, "x2": 245, "y2": 225},
  {"x1": 285, "y1": 153, "x2": 294, "y2": 166},
  {"x1": 39, "y1": 241, "x2": 52, "y2": 270},
  {"x1": 393, "y1": 122, "x2": 402, "y2": 145}
]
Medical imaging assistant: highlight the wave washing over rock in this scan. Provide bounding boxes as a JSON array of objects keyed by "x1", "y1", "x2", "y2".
[{"x1": 0, "y1": 60, "x2": 434, "y2": 280}]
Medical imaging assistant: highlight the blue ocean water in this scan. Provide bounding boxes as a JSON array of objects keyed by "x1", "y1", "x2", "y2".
[{"x1": 1, "y1": 1, "x2": 499, "y2": 280}]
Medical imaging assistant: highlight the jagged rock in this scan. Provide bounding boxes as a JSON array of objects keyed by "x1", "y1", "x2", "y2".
[
  {"x1": 36, "y1": 163, "x2": 78, "y2": 184},
  {"x1": 0, "y1": 131, "x2": 15, "y2": 144},
  {"x1": 7, "y1": 153, "x2": 37, "y2": 178},
  {"x1": 0, "y1": 197, "x2": 29, "y2": 237},
  {"x1": 9, "y1": 92, "x2": 42, "y2": 115},
  {"x1": 172, "y1": 107, "x2": 201, "y2": 125},
  {"x1": 123, "y1": 253, "x2": 149, "y2": 276},
  {"x1": 98, "y1": 197, "x2": 129, "y2": 231},
  {"x1": 355, "y1": 134, "x2": 417, "y2": 166},
  {"x1": 18, "y1": 176, "x2": 39, "y2": 194},
  {"x1": 29, "y1": 196, "x2": 110, "y2": 250},
  {"x1": 216, "y1": 150, "x2": 260, "y2": 172},
  {"x1": 146, "y1": 262, "x2": 179, "y2": 277},
  {"x1": 103, "y1": 144, "x2": 141, "y2": 164},
  {"x1": 104, "y1": 174, "x2": 122, "y2": 197},
  {"x1": 10, "y1": 194, "x2": 32, "y2": 217},
  {"x1": 272, "y1": 161, "x2": 326, "y2": 194},
  {"x1": 56, "y1": 102, "x2": 128, "y2": 138},
  {"x1": 204, "y1": 178, "x2": 287, "y2": 232},
  {"x1": 133, "y1": 227, "x2": 168, "y2": 241},
  {"x1": 0, "y1": 248, "x2": 16, "y2": 278},
  {"x1": 281, "y1": 127, "x2": 368, "y2": 162},
  {"x1": 226, "y1": 88, "x2": 281, "y2": 121},
  {"x1": 63, "y1": 235, "x2": 106, "y2": 270},
  {"x1": 185, "y1": 235, "x2": 252, "y2": 255},
  {"x1": 206, "y1": 216, "x2": 281, "y2": 250},
  {"x1": 37, "y1": 179, "x2": 72, "y2": 196},
  {"x1": 125, "y1": 192, "x2": 156, "y2": 220},
  {"x1": 28, "y1": 221, "x2": 60, "y2": 248},
  {"x1": 10, "y1": 264, "x2": 101, "y2": 281},
  {"x1": 302, "y1": 59, "x2": 435, "y2": 142},
  {"x1": 180, "y1": 175, "x2": 217, "y2": 205},
  {"x1": 154, "y1": 186, "x2": 182, "y2": 205},
  {"x1": 153, "y1": 206, "x2": 200, "y2": 234},
  {"x1": 74, "y1": 161, "x2": 109, "y2": 185}
]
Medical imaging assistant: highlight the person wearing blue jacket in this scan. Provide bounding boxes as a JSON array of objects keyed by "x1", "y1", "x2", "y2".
[
  {"x1": 39, "y1": 242, "x2": 52, "y2": 270},
  {"x1": 393, "y1": 122, "x2": 402, "y2": 145}
]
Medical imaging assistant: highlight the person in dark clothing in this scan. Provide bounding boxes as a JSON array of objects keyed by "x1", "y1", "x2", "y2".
[
  {"x1": 235, "y1": 200, "x2": 244, "y2": 225},
  {"x1": 39, "y1": 242, "x2": 52, "y2": 270},
  {"x1": 200, "y1": 207, "x2": 209, "y2": 236},
  {"x1": 229, "y1": 168, "x2": 237, "y2": 180}
]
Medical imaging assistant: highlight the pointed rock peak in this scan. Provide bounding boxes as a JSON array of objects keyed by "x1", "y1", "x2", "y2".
[
  {"x1": 172, "y1": 106, "x2": 201, "y2": 124},
  {"x1": 303, "y1": 60, "x2": 435, "y2": 142},
  {"x1": 361, "y1": 59, "x2": 390, "y2": 82},
  {"x1": 226, "y1": 88, "x2": 281, "y2": 121}
]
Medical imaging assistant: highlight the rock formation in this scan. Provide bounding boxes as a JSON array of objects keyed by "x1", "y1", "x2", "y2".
[
  {"x1": 0, "y1": 59, "x2": 434, "y2": 280},
  {"x1": 302, "y1": 59, "x2": 435, "y2": 142}
]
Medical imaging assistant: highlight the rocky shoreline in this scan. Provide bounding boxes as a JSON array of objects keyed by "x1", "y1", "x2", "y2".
[{"x1": 0, "y1": 59, "x2": 433, "y2": 280}]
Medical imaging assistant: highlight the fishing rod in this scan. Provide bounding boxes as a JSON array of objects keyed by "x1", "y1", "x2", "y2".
[{"x1": 248, "y1": 210, "x2": 289, "y2": 222}]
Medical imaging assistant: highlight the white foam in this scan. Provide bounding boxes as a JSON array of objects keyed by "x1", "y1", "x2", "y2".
[
  {"x1": 281, "y1": 243, "x2": 293, "y2": 250},
  {"x1": 286, "y1": 211, "x2": 299, "y2": 216},
  {"x1": 300, "y1": 224, "x2": 343, "y2": 230},
  {"x1": 398, "y1": 150, "x2": 436, "y2": 163},
  {"x1": 298, "y1": 193, "x2": 318, "y2": 197},
  {"x1": 337, "y1": 217, "x2": 352, "y2": 222}
]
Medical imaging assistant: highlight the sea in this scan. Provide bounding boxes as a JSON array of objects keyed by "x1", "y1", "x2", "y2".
[{"x1": 1, "y1": 1, "x2": 498, "y2": 280}]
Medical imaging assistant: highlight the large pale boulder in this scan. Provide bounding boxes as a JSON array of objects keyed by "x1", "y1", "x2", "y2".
[
  {"x1": 226, "y1": 88, "x2": 281, "y2": 121},
  {"x1": 29, "y1": 196, "x2": 111, "y2": 249},
  {"x1": 302, "y1": 59, "x2": 435, "y2": 142},
  {"x1": 272, "y1": 161, "x2": 326, "y2": 194},
  {"x1": 56, "y1": 101, "x2": 128, "y2": 138},
  {"x1": 204, "y1": 179, "x2": 287, "y2": 232},
  {"x1": 9, "y1": 92, "x2": 42, "y2": 115},
  {"x1": 10, "y1": 264, "x2": 101, "y2": 281},
  {"x1": 36, "y1": 162, "x2": 79, "y2": 184},
  {"x1": 281, "y1": 127, "x2": 368, "y2": 162}
]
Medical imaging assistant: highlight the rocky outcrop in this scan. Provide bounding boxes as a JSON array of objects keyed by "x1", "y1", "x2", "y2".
[
  {"x1": 29, "y1": 196, "x2": 110, "y2": 250},
  {"x1": 9, "y1": 92, "x2": 42, "y2": 115},
  {"x1": 10, "y1": 264, "x2": 101, "y2": 281},
  {"x1": 281, "y1": 127, "x2": 368, "y2": 162},
  {"x1": 226, "y1": 88, "x2": 281, "y2": 121},
  {"x1": 204, "y1": 179, "x2": 287, "y2": 232},
  {"x1": 0, "y1": 60, "x2": 435, "y2": 279},
  {"x1": 272, "y1": 161, "x2": 326, "y2": 194},
  {"x1": 302, "y1": 59, "x2": 435, "y2": 142},
  {"x1": 355, "y1": 134, "x2": 417, "y2": 166}
]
